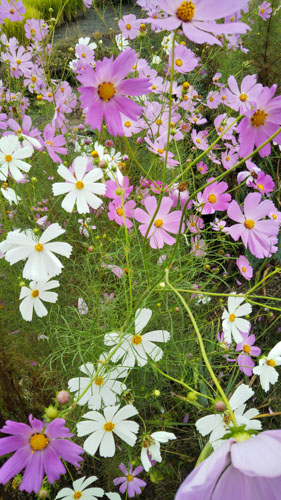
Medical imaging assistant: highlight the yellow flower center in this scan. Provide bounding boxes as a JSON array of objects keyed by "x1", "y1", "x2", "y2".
[
  {"x1": 266, "y1": 359, "x2": 276, "y2": 367},
  {"x1": 176, "y1": 1, "x2": 195, "y2": 22},
  {"x1": 73, "y1": 492, "x2": 82, "y2": 499},
  {"x1": 94, "y1": 376, "x2": 104, "y2": 386},
  {"x1": 98, "y1": 82, "x2": 116, "y2": 101},
  {"x1": 243, "y1": 344, "x2": 251, "y2": 354},
  {"x1": 260, "y1": 7, "x2": 265, "y2": 13},
  {"x1": 157, "y1": 148, "x2": 164, "y2": 154},
  {"x1": 272, "y1": 214, "x2": 277, "y2": 219},
  {"x1": 124, "y1": 121, "x2": 131, "y2": 127},
  {"x1": 241, "y1": 266, "x2": 247, "y2": 273},
  {"x1": 46, "y1": 141, "x2": 53, "y2": 147},
  {"x1": 210, "y1": 97, "x2": 214, "y2": 102},
  {"x1": 208, "y1": 194, "x2": 217, "y2": 204},
  {"x1": 127, "y1": 474, "x2": 134, "y2": 482},
  {"x1": 196, "y1": 138, "x2": 201, "y2": 143},
  {"x1": 176, "y1": 58, "x2": 183, "y2": 67},
  {"x1": 30, "y1": 434, "x2": 49, "y2": 451},
  {"x1": 126, "y1": 23, "x2": 132, "y2": 30},
  {"x1": 116, "y1": 207, "x2": 124, "y2": 216},
  {"x1": 229, "y1": 313, "x2": 236, "y2": 322},
  {"x1": 251, "y1": 110, "x2": 268, "y2": 127},
  {"x1": 5, "y1": 154, "x2": 12, "y2": 163},
  {"x1": 183, "y1": 81, "x2": 190, "y2": 89},
  {"x1": 31, "y1": 76, "x2": 37, "y2": 82},
  {"x1": 35, "y1": 243, "x2": 44, "y2": 252},
  {"x1": 16, "y1": 59, "x2": 21, "y2": 65},
  {"x1": 10, "y1": 8, "x2": 15, "y2": 13},
  {"x1": 32, "y1": 289, "x2": 39, "y2": 298},
  {"x1": 152, "y1": 85, "x2": 156, "y2": 90},
  {"x1": 91, "y1": 150, "x2": 99, "y2": 158},
  {"x1": 257, "y1": 183, "x2": 264, "y2": 191},
  {"x1": 244, "y1": 219, "x2": 255, "y2": 229},
  {"x1": 226, "y1": 156, "x2": 230, "y2": 161},
  {"x1": 156, "y1": 119, "x2": 162, "y2": 125},
  {"x1": 2, "y1": 182, "x2": 8, "y2": 189},
  {"x1": 240, "y1": 93, "x2": 248, "y2": 102},
  {"x1": 132, "y1": 334, "x2": 142, "y2": 345},
  {"x1": 76, "y1": 181, "x2": 84, "y2": 190},
  {"x1": 154, "y1": 218, "x2": 163, "y2": 228},
  {"x1": 104, "y1": 421, "x2": 115, "y2": 432}
]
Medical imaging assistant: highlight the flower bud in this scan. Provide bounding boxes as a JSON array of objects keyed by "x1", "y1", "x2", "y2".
[
  {"x1": 57, "y1": 390, "x2": 70, "y2": 405},
  {"x1": 45, "y1": 406, "x2": 58, "y2": 419},
  {"x1": 39, "y1": 489, "x2": 49, "y2": 499},
  {"x1": 214, "y1": 401, "x2": 226, "y2": 412},
  {"x1": 187, "y1": 392, "x2": 197, "y2": 402}
]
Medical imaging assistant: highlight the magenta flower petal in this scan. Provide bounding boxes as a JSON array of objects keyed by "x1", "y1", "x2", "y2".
[
  {"x1": 43, "y1": 445, "x2": 66, "y2": 483},
  {"x1": 232, "y1": 432, "x2": 281, "y2": 477},
  {"x1": 19, "y1": 452, "x2": 44, "y2": 493},
  {"x1": 0, "y1": 445, "x2": 30, "y2": 484}
]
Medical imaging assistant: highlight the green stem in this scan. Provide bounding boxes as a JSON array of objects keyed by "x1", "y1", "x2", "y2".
[
  {"x1": 165, "y1": 268, "x2": 237, "y2": 426},
  {"x1": 153, "y1": 365, "x2": 213, "y2": 401}
]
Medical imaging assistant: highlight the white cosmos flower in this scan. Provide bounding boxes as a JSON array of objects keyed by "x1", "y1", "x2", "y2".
[
  {"x1": 222, "y1": 295, "x2": 252, "y2": 343},
  {"x1": 115, "y1": 34, "x2": 130, "y2": 51},
  {"x1": 19, "y1": 279, "x2": 59, "y2": 321},
  {"x1": 253, "y1": 341, "x2": 281, "y2": 392},
  {"x1": 77, "y1": 404, "x2": 139, "y2": 457},
  {"x1": 55, "y1": 475, "x2": 104, "y2": 500},
  {"x1": 0, "y1": 135, "x2": 33, "y2": 181},
  {"x1": 68, "y1": 357, "x2": 127, "y2": 410},
  {"x1": 105, "y1": 494, "x2": 121, "y2": 500},
  {"x1": 195, "y1": 384, "x2": 261, "y2": 449},
  {"x1": 52, "y1": 156, "x2": 106, "y2": 214},
  {"x1": 1, "y1": 184, "x2": 21, "y2": 205},
  {"x1": 140, "y1": 431, "x2": 176, "y2": 472},
  {"x1": 0, "y1": 223, "x2": 72, "y2": 281},
  {"x1": 104, "y1": 308, "x2": 170, "y2": 367}
]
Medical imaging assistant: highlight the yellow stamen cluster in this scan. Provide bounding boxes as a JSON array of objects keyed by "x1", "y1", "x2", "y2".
[
  {"x1": 35, "y1": 243, "x2": 44, "y2": 252},
  {"x1": 154, "y1": 218, "x2": 163, "y2": 228},
  {"x1": 132, "y1": 334, "x2": 142, "y2": 345},
  {"x1": 5, "y1": 154, "x2": 12, "y2": 162},
  {"x1": 32, "y1": 290, "x2": 39, "y2": 298},
  {"x1": 98, "y1": 82, "x2": 116, "y2": 101},
  {"x1": 266, "y1": 359, "x2": 276, "y2": 367},
  {"x1": 243, "y1": 344, "x2": 251, "y2": 354},
  {"x1": 94, "y1": 376, "x2": 104, "y2": 386},
  {"x1": 30, "y1": 433, "x2": 49, "y2": 451},
  {"x1": 240, "y1": 93, "x2": 247, "y2": 102},
  {"x1": 76, "y1": 181, "x2": 84, "y2": 190},
  {"x1": 251, "y1": 110, "x2": 267, "y2": 127},
  {"x1": 176, "y1": 1, "x2": 195, "y2": 22},
  {"x1": 244, "y1": 219, "x2": 255, "y2": 229},
  {"x1": 208, "y1": 194, "x2": 217, "y2": 204},
  {"x1": 104, "y1": 422, "x2": 115, "y2": 431},
  {"x1": 229, "y1": 313, "x2": 236, "y2": 323}
]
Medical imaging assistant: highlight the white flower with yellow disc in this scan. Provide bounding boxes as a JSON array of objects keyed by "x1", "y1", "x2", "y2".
[{"x1": 104, "y1": 308, "x2": 170, "y2": 367}]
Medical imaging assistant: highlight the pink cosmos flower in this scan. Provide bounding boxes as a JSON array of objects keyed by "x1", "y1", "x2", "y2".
[
  {"x1": 214, "y1": 113, "x2": 236, "y2": 141},
  {"x1": 236, "y1": 255, "x2": 253, "y2": 281},
  {"x1": 7, "y1": 45, "x2": 32, "y2": 78},
  {"x1": 191, "y1": 129, "x2": 209, "y2": 150},
  {"x1": 252, "y1": 171, "x2": 275, "y2": 194},
  {"x1": 221, "y1": 150, "x2": 238, "y2": 170},
  {"x1": 0, "y1": 0, "x2": 25, "y2": 23},
  {"x1": 227, "y1": 74, "x2": 262, "y2": 113},
  {"x1": 258, "y1": 1, "x2": 272, "y2": 20},
  {"x1": 77, "y1": 49, "x2": 151, "y2": 136},
  {"x1": 190, "y1": 235, "x2": 206, "y2": 256},
  {"x1": 169, "y1": 182, "x2": 190, "y2": 209},
  {"x1": 113, "y1": 463, "x2": 146, "y2": 497},
  {"x1": 24, "y1": 19, "x2": 49, "y2": 41},
  {"x1": 236, "y1": 330, "x2": 261, "y2": 376},
  {"x1": 0, "y1": 415, "x2": 83, "y2": 494},
  {"x1": 237, "y1": 84, "x2": 281, "y2": 158},
  {"x1": 201, "y1": 181, "x2": 231, "y2": 215},
  {"x1": 82, "y1": 0, "x2": 92, "y2": 7},
  {"x1": 41, "y1": 124, "x2": 67, "y2": 163},
  {"x1": 134, "y1": 196, "x2": 183, "y2": 249},
  {"x1": 118, "y1": 14, "x2": 141, "y2": 40},
  {"x1": 206, "y1": 90, "x2": 221, "y2": 108},
  {"x1": 169, "y1": 44, "x2": 199, "y2": 73},
  {"x1": 186, "y1": 215, "x2": 204, "y2": 233},
  {"x1": 108, "y1": 199, "x2": 136, "y2": 229},
  {"x1": 237, "y1": 159, "x2": 261, "y2": 186},
  {"x1": 227, "y1": 192, "x2": 279, "y2": 258},
  {"x1": 105, "y1": 176, "x2": 133, "y2": 202},
  {"x1": 175, "y1": 430, "x2": 281, "y2": 500},
  {"x1": 154, "y1": 0, "x2": 249, "y2": 45},
  {"x1": 197, "y1": 161, "x2": 208, "y2": 174}
]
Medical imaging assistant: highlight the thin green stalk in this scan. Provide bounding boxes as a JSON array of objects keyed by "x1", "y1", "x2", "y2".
[
  {"x1": 153, "y1": 365, "x2": 213, "y2": 401},
  {"x1": 165, "y1": 268, "x2": 237, "y2": 426}
]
